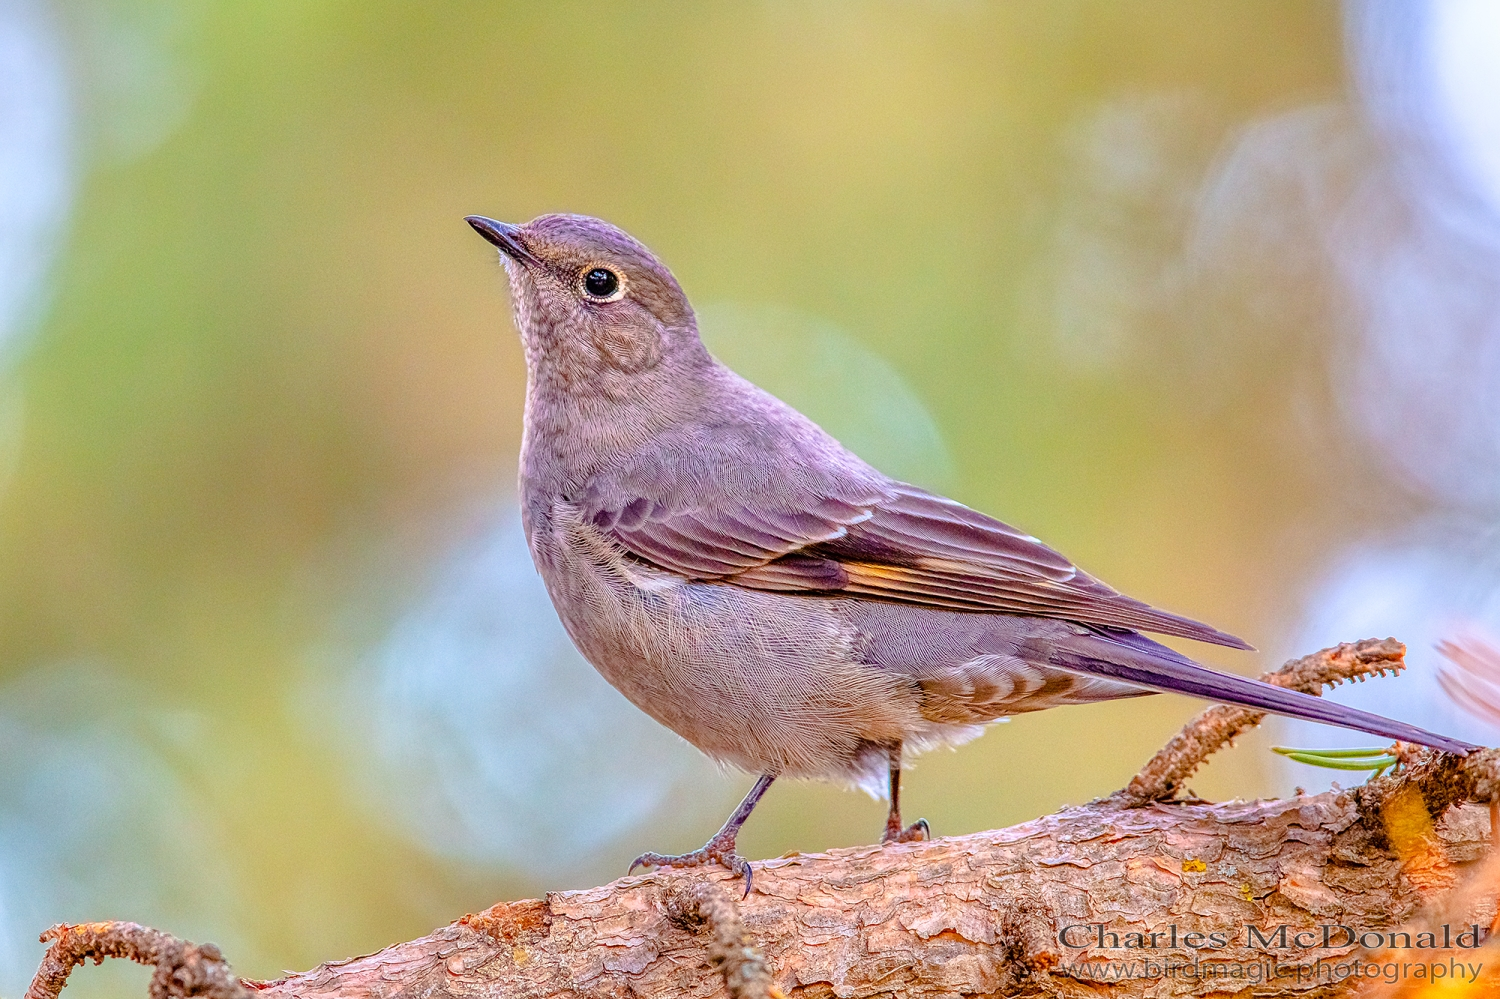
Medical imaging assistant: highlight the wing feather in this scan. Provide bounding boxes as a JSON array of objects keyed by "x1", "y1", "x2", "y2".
[{"x1": 590, "y1": 480, "x2": 1251, "y2": 650}]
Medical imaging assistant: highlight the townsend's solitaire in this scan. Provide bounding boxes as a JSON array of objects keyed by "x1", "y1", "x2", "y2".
[{"x1": 466, "y1": 213, "x2": 1477, "y2": 890}]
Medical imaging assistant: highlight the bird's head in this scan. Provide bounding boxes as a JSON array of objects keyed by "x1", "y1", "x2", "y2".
[{"x1": 466, "y1": 213, "x2": 705, "y2": 383}]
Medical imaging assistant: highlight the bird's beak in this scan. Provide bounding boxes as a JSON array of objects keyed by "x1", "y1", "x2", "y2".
[{"x1": 465, "y1": 215, "x2": 540, "y2": 267}]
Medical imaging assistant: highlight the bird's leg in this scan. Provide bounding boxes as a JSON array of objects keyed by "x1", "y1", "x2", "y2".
[
  {"x1": 629, "y1": 773, "x2": 775, "y2": 896},
  {"x1": 882, "y1": 744, "x2": 930, "y2": 844}
]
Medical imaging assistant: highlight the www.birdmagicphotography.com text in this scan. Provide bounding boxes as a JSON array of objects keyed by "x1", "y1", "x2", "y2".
[{"x1": 1064, "y1": 956, "x2": 1483, "y2": 988}]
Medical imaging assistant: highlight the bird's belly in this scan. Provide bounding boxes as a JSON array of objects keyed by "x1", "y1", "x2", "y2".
[{"x1": 526, "y1": 512, "x2": 922, "y2": 778}]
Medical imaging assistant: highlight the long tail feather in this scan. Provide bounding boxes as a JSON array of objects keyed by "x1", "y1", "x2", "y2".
[{"x1": 1050, "y1": 630, "x2": 1480, "y2": 755}]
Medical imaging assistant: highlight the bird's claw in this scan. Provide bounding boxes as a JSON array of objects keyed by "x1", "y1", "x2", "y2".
[
  {"x1": 882, "y1": 817, "x2": 930, "y2": 844},
  {"x1": 628, "y1": 843, "x2": 754, "y2": 897}
]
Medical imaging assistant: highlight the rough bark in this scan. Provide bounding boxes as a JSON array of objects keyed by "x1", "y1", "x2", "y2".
[
  {"x1": 28, "y1": 641, "x2": 1500, "y2": 999},
  {"x1": 247, "y1": 775, "x2": 1498, "y2": 998}
]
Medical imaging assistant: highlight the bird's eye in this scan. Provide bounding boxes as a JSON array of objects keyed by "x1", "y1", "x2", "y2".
[{"x1": 581, "y1": 267, "x2": 621, "y2": 300}]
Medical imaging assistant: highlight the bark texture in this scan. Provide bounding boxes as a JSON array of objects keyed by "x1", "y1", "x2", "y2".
[
  {"x1": 28, "y1": 642, "x2": 1500, "y2": 999},
  {"x1": 241, "y1": 749, "x2": 1500, "y2": 999},
  {"x1": 240, "y1": 744, "x2": 1500, "y2": 990}
]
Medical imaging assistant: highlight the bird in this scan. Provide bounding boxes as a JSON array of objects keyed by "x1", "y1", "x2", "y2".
[{"x1": 465, "y1": 212, "x2": 1479, "y2": 892}]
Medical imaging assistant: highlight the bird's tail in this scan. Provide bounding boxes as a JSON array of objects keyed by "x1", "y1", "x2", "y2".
[{"x1": 1049, "y1": 628, "x2": 1480, "y2": 755}]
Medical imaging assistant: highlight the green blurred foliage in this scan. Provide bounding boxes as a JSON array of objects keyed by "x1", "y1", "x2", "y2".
[{"x1": 2, "y1": 0, "x2": 1406, "y2": 988}]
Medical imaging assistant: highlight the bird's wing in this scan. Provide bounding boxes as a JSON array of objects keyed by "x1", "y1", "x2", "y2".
[
  {"x1": 592, "y1": 481, "x2": 1251, "y2": 650},
  {"x1": 585, "y1": 483, "x2": 887, "y2": 578}
]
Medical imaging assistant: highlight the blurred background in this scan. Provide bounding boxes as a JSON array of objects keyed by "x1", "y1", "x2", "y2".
[{"x1": 2, "y1": 0, "x2": 1499, "y2": 993}]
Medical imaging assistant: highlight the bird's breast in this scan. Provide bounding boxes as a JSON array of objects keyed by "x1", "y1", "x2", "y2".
[{"x1": 517, "y1": 495, "x2": 925, "y2": 778}]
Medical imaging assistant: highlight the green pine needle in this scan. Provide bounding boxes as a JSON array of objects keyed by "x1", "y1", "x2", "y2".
[{"x1": 1271, "y1": 746, "x2": 1398, "y2": 774}]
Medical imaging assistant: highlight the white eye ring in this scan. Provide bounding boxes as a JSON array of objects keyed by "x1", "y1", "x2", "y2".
[{"x1": 579, "y1": 265, "x2": 626, "y2": 302}]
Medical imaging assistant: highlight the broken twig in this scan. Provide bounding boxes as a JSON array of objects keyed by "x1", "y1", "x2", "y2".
[
  {"x1": 25, "y1": 922, "x2": 249, "y2": 999},
  {"x1": 665, "y1": 882, "x2": 777, "y2": 999},
  {"x1": 1115, "y1": 637, "x2": 1409, "y2": 805}
]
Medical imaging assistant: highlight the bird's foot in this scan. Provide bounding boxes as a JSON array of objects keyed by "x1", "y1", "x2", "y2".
[
  {"x1": 882, "y1": 817, "x2": 930, "y2": 844},
  {"x1": 629, "y1": 833, "x2": 754, "y2": 896}
]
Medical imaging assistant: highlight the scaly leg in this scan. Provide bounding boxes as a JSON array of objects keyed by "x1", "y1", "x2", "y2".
[
  {"x1": 630, "y1": 773, "x2": 775, "y2": 896},
  {"x1": 882, "y1": 744, "x2": 930, "y2": 844}
]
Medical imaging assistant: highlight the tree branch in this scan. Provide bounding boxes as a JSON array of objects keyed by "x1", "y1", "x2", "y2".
[
  {"x1": 1117, "y1": 637, "x2": 1409, "y2": 805},
  {"x1": 27, "y1": 640, "x2": 1500, "y2": 998},
  {"x1": 25, "y1": 922, "x2": 250, "y2": 999}
]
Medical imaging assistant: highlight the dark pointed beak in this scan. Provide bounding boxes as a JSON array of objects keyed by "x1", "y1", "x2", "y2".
[{"x1": 465, "y1": 215, "x2": 540, "y2": 266}]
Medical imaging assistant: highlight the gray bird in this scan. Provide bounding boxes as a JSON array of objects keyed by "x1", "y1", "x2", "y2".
[{"x1": 466, "y1": 212, "x2": 1477, "y2": 891}]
